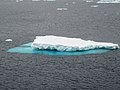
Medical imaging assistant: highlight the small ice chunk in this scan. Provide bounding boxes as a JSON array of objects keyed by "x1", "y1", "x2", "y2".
[
  {"x1": 84, "y1": 0, "x2": 94, "y2": 2},
  {"x1": 57, "y1": 8, "x2": 68, "y2": 11},
  {"x1": 65, "y1": 3, "x2": 69, "y2": 5},
  {"x1": 31, "y1": 35, "x2": 119, "y2": 52},
  {"x1": 16, "y1": 0, "x2": 23, "y2": 2},
  {"x1": 97, "y1": 0, "x2": 120, "y2": 3},
  {"x1": 32, "y1": 0, "x2": 40, "y2": 1},
  {"x1": 5, "y1": 39, "x2": 13, "y2": 42},
  {"x1": 72, "y1": 2, "x2": 76, "y2": 4},
  {"x1": 91, "y1": 5, "x2": 98, "y2": 7},
  {"x1": 43, "y1": 0, "x2": 56, "y2": 1},
  {"x1": 57, "y1": 8, "x2": 63, "y2": 11}
]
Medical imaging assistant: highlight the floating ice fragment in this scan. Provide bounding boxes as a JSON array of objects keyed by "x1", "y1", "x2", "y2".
[
  {"x1": 32, "y1": 0, "x2": 40, "y2": 1},
  {"x1": 72, "y1": 2, "x2": 76, "y2": 4},
  {"x1": 57, "y1": 8, "x2": 68, "y2": 11},
  {"x1": 65, "y1": 3, "x2": 69, "y2": 5},
  {"x1": 97, "y1": 0, "x2": 120, "y2": 3},
  {"x1": 5, "y1": 39, "x2": 13, "y2": 42},
  {"x1": 84, "y1": 0, "x2": 94, "y2": 2},
  {"x1": 43, "y1": 0, "x2": 56, "y2": 1},
  {"x1": 57, "y1": 8, "x2": 62, "y2": 11},
  {"x1": 16, "y1": 0, "x2": 23, "y2": 2},
  {"x1": 31, "y1": 35, "x2": 119, "y2": 52},
  {"x1": 91, "y1": 5, "x2": 98, "y2": 7}
]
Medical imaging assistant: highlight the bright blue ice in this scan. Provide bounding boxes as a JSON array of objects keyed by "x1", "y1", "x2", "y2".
[{"x1": 7, "y1": 42, "x2": 110, "y2": 56}]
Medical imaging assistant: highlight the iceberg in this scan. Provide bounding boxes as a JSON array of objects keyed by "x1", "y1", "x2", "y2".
[{"x1": 31, "y1": 35, "x2": 119, "y2": 52}]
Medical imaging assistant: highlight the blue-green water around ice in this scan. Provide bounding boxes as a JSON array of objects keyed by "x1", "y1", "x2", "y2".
[{"x1": 7, "y1": 42, "x2": 110, "y2": 56}]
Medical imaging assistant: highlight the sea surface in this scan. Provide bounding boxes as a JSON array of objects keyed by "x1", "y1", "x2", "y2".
[{"x1": 0, "y1": 0, "x2": 120, "y2": 90}]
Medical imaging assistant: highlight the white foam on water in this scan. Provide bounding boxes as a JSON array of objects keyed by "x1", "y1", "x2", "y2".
[
  {"x1": 31, "y1": 35, "x2": 119, "y2": 52},
  {"x1": 97, "y1": 0, "x2": 120, "y2": 3}
]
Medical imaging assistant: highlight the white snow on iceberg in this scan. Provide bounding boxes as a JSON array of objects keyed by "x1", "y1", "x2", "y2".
[{"x1": 31, "y1": 35, "x2": 119, "y2": 52}]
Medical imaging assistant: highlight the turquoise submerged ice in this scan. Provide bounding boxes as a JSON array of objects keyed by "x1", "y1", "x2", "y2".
[
  {"x1": 31, "y1": 35, "x2": 119, "y2": 52},
  {"x1": 7, "y1": 42, "x2": 111, "y2": 55}
]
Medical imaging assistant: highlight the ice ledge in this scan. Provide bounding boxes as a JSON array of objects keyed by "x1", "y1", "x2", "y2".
[{"x1": 31, "y1": 35, "x2": 119, "y2": 52}]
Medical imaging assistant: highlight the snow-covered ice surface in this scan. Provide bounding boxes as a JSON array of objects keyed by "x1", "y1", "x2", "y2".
[
  {"x1": 31, "y1": 35, "x2": 119, "y2": 52},
  {"x1": 97, "y1": 0, "x2": 120, "y2": 3}
]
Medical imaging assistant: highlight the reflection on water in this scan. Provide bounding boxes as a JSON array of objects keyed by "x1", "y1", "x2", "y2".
[{"x1": 7, "y1": 42, "x2": 110, "y2": 56}]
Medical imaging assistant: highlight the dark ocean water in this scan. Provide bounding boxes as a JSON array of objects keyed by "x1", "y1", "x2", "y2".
[{"x1": 0, "y1": 0, "x2": 120, "y2": 90}]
